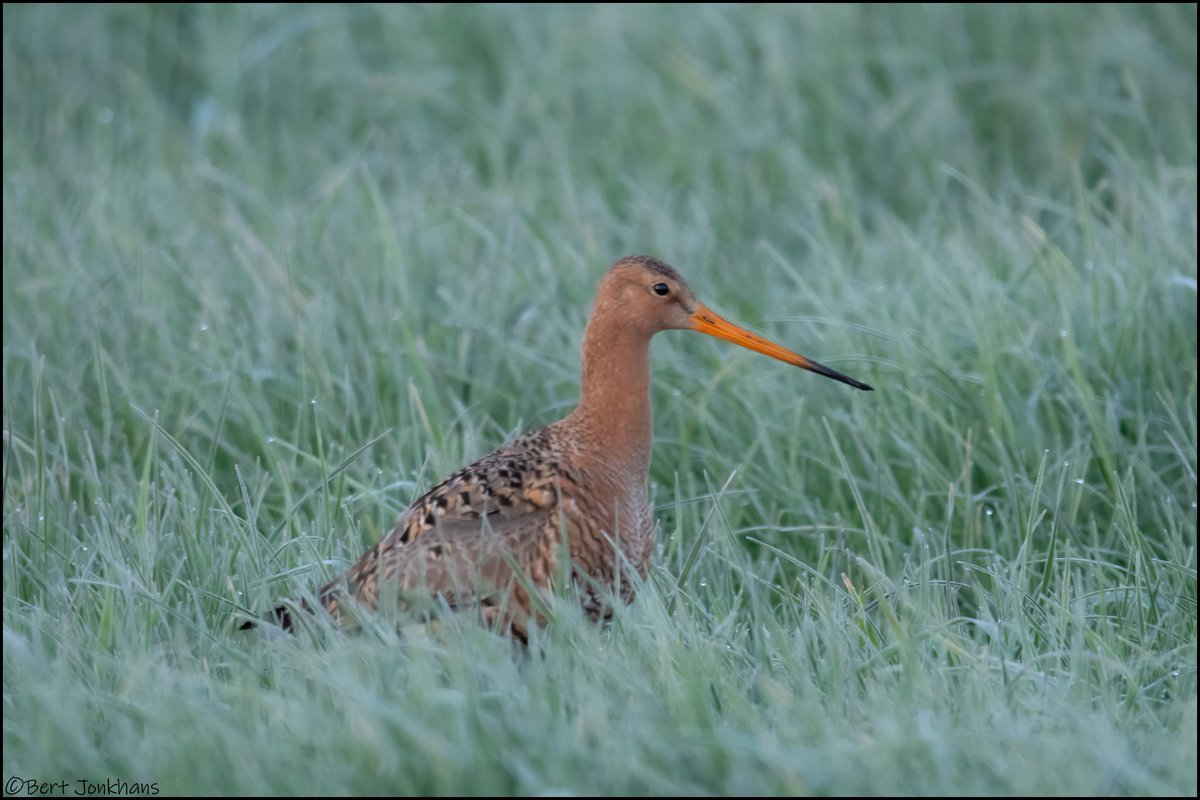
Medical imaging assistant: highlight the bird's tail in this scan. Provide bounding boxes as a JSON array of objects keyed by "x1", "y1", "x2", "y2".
[
  {"x1": 239, "y1": 581, "x2": 341, "y2": 632},
  {"x1": 239, "y1": 599, "x2": 308, "y2": 632}
]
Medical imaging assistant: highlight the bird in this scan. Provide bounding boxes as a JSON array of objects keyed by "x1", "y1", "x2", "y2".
[{"x1": 243, "y1": 255, "x2": 872, "y2": 638}]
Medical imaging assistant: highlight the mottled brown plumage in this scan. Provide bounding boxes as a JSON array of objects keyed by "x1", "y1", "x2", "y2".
[{"x1": 246, "y1": 255, "x2": 872, "y2": 636}]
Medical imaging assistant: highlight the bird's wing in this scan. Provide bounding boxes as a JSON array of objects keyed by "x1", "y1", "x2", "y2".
[
  {"x1": 250, "y1": 427, "x2": 580, "y2": 632},
  {"x1": 313, "y1": 427, "x2": 579, "y2": 628},
  {"x1": 329, "y1": 508, "x2": 564, "y2": 622}
]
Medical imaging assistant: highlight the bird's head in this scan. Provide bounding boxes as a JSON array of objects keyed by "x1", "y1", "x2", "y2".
[{"x1": 593, "y1": 254, "x2": 873, "y2": 391}]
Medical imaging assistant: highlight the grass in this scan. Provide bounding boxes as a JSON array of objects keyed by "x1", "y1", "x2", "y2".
[{"x1": 3, "y1": 3, "x2": 1196, "y2": 795}]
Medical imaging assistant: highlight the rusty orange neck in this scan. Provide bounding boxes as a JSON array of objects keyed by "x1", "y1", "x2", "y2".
[{"x1": 569, "y1": 309, "x2": 654, "y2": 479}]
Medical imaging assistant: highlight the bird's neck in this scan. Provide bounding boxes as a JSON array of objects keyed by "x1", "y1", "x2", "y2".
[{"x1": 570, "y1": 312, "x2": 654, "y2": 478}]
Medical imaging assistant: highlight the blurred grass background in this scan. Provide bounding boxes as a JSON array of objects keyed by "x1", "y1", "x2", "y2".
[{"x1": 3, "y1": 4, "x2": 1196, "y2": 795}]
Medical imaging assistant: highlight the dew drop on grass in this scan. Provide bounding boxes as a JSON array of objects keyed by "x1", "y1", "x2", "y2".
[
  {"x1": 1059, "y1": 329, "x2": 1068, "y2": 338},
  {"x1": 985, "y1": 507, "x2": 994, "y2": 517},
  {"x1": 1074, "y1": 479, "x2": 1085, "y2": 485},
  {"x1": 266, "y1": 437, "x2": 275, "y2": 443},
  {"x1": 37, "y1": 514, "x2": 44, "y2": 521},
  {"x1": 97, "y1": 107, "x2": 113, "y2": 124},
  {"x1": 311, "y1": 397, "x2": 318, "y2": 405},
  {"x1": 198, "y1": 322, "x2": 209, "y2": 332}
]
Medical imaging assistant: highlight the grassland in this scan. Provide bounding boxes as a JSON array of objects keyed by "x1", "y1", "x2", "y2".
[{"x1": 3, "y1": 4, "x2": 1196, "y2": 795}]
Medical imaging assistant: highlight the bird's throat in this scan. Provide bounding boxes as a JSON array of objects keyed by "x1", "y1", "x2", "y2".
[{"x1": 572, "y1": 316, "x2": 654, "y2": 477}]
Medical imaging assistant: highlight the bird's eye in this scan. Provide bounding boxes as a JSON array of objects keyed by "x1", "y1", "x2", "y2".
[{"x1": 653, "y1": 283, "x2": 670, "y2": 296}]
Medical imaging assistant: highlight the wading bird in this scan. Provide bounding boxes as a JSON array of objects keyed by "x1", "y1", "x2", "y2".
[{"x1": 245, "y1": 255, "x2": 872, "y2": 637}]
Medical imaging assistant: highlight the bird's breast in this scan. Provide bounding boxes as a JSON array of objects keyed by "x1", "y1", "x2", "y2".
[{"x1": 560, "y1": 468, "x2": 654, "y2": 583}]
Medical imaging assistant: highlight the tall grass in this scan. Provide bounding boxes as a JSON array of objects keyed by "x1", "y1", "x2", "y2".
[{"x1": 3, "y1": 4, "x2": 1196, "y2": 795}]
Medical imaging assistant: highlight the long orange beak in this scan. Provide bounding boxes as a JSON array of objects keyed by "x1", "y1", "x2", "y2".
[{"x1": 689, "y1": 304, "x2": 873, "y2": 391}]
